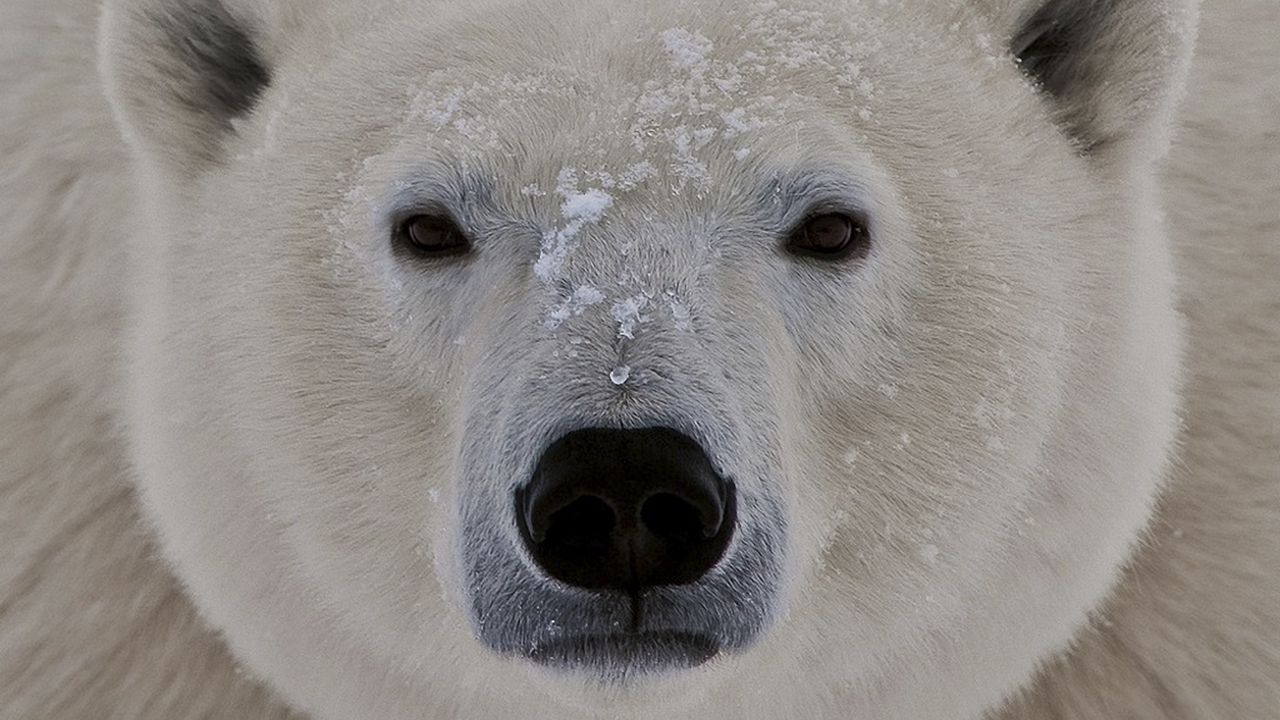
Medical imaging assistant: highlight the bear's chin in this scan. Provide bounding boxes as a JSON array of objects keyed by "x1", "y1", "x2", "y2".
[{"x1": 527, "y1": 631, "x2": 720, "y2": 679}]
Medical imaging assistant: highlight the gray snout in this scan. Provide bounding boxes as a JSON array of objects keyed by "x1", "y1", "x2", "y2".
[{"x1": 461, "y1": 421, "x2": 785, "y2": 679}]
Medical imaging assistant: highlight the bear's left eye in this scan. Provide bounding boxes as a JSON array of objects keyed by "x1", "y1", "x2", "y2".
[
  {"x1": 786, "y1": 212, "x2": 870, "y2": 260},
  {"x1": 396, "y1": 214, "x2": 471, "y2": 256}
]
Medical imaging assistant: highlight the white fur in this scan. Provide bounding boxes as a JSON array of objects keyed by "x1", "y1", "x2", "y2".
[{"x1": 1, "y1": 1, "x2": 1276, "y2": 719}]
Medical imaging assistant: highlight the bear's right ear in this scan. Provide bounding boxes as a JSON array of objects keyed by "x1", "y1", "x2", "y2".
[{"x1": 100, "y1": 0, "x2": 272, "y2": 175}]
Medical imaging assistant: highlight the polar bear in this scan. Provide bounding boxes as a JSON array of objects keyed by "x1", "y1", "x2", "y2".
[{"x1": 1, "y1": 0, "x2": 1277, "y2": 718}]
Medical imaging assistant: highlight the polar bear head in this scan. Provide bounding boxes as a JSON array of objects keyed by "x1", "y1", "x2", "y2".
[{"x1": 100, "y1": 0, "x2": 1197, "y2": 717}]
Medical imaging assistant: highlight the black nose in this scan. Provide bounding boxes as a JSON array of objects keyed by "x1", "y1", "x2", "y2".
[{"x1": 516, "y1": 427, "x2": 736, "y2": 591}]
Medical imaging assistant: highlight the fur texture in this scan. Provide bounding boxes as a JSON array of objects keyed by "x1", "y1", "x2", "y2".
[{"x1": 1, "y1": 0, "x2": 1275, "y2": 719}]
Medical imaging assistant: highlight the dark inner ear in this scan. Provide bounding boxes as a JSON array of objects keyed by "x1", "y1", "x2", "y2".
[
  {"x1": 150, "y1": 0, "x2": 271, "y2": 130},
  {"x1": 1010, "y1": 0, "x2": 1112, "y2": 150}
]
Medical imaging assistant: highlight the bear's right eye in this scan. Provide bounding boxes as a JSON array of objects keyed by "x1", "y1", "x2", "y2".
[
  {"x1": 396, "y1": 214, "x2": 471, "y2": 256},
  {"x1": 785, "y1": 212, "x2": 870, "y2": 260}
]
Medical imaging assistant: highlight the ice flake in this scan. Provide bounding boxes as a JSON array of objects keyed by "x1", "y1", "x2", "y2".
[
  {"x1": 713, "y1": 73, "x2": 743, "y2": 94},
  {"x1": 617, "y1": 161, "x2": 657, "y2": 190},
  {"x1": 586, "y1": 170, "x2": 616, "y2": 188},
  {"x1": 609, "y1": 365, "x2": 632, "y2": 385},
  {"x1": 611, "y1": 294, "x2": 651, "y2": 339},
  {"x1": 918, "y1": 544, "x2": 940, "y2": 564},
  {"x1": 661, "y1": 28, "x2": 714, "y2": 72},
  {"x1": 669, "y1": 299, "x2": 693, "y2": 331},
  {"x1": 451, "y1": 116, "x2": 497, "y2": 145},
  {"x1": 533, "y1": 235, "x2": 569, "y2": 284},
  {"x1": 692, "y1": 127, "x2": 718, "y2": 147},
  {"x1": 721, "y1": 107, "x2": 766, "y2": 138},
  {"x1": 545, "y1": 285, "x2": 606, "y2": 329},
  {"x1": 560, "y1": 188, "x2": 613, "y2": 224},
  {"x1": 672, "y1": 127, "x2": 712, "y2": 190},
  {"x1": 407, "y1": 88, "x2": 464, "y2": 128},
  {"x1": 533, "y1": 169, "x2": 615, "y2": 284}
]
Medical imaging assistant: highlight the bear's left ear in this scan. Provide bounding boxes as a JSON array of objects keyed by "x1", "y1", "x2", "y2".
[
  {"x1": 1007, "y1": 0, "x2": 1200, "y2": 158},
  {"x1": 99, "y1": 0, "x2": 274, "y2": 176}
]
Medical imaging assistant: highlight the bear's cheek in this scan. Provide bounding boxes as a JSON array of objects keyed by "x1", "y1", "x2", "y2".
[{"x1": 761, "y1": 223, "x2": 1072, "y2": 639}]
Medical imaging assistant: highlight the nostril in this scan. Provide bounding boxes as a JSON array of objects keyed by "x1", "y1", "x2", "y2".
[
  {"x1": 641, "y1": 493, "x2": 719, "y2": 543},
  {"x1": 545, "y1": 495, "x2": 616, "y2": 550},
  {"x1": 517, "y1": 427, "x2": 736, "y2": 591}
]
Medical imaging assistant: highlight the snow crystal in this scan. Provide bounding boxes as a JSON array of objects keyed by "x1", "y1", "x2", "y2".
[
  {"x1": 721, "y1": 108, "x2": 765, "y2": 137},
  {"x1": 943, "y1": 168, "x2": 960, "y2": 179},
  {"x1": 661, "y1": 28, "x2": 714, "y2": 71},
  {"x1": 617, "y1": 161, "x2": 657, "y2": 190},
  {"x1": 734, "y1": 147, "x2": 752, "y2": 161},
  {"x1": 918, "y1": 544, "x2": 940, "y2": 564},
  {"x1": 669, "y1": 300, "x2": 693, "y2": 331},
  {"x1": 533, "y1": 169, "x2": 615, "y2": 284},
  {"x1": 545, "y1": 285, "x2": 606, "y2": 329},
  {"x1": 609, "y1": 365, "x2": 632, "y2": 385},
  {"x1": 407, "y1": 89, "x2": 464, "y2": 129},
  {"x1": 533, "y1": 238, "x2": 568, "y2": 284},
  {"x1": 611, "y1": 294, "x2": 650, "y2": 339},
  {"x1": 842, "y1": 447, "x2": 860, "y2": 466},
  {"x1": 560, "y1": 188, "x2": 614, "y2": 224},
  {"x1": 403, "y1": 72, "x2": 579, "y2": 156},
  {"x1": 576, "y1": 285, "x2": 605, "y2": 305},
  {"x1": 672, "y1": 127, "x2": 713, "y2": 190},
  {"x1": 450, "y1": 116, "x2": 497, "y2": 145}
]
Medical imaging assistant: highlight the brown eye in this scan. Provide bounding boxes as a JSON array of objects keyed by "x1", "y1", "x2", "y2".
[
  {"x1": 787, "y1": 212, "x2": 870, "y2": 259},
  {"x1": 399, "y1": 214, "x2": 469, "y2": 255}
]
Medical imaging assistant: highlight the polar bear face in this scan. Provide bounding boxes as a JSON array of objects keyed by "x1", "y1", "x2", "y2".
[{"x1": 102, "y1": 0, "x2": 1196, "y2": 717}]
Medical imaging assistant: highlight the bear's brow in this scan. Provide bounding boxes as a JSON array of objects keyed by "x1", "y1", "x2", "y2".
[
  {"x1": 386, "y1": 166, "x2": 497, "y2": 227},
  {"x1": 756, "y1": 169, "x2": 872, "y2": 231},
  {"x1": 383, "y1": 164, "x2": 871, "y2": 236}
]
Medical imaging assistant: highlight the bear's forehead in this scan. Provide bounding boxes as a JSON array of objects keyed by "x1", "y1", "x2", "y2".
[
  {"x1": 370, "y1": 0, "x2": 997, "y2": 192},
  {"x1": 395, "y1": 0, "x2": 928, "y2": 132},
  {"x1": 293, "y1": 0, "x2": 1020, "y2": 240}
]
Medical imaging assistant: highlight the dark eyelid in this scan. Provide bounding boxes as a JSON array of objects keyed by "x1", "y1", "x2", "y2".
[
  {"x1": 391, "y1": 203, "x2": 465, "y2": 234},
  {"x1": 385, "y1": 166, "x2": 494, "y2": 238},
  {"x1": 759, "y1": 168, "x2": 873, "y2": 234}
]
